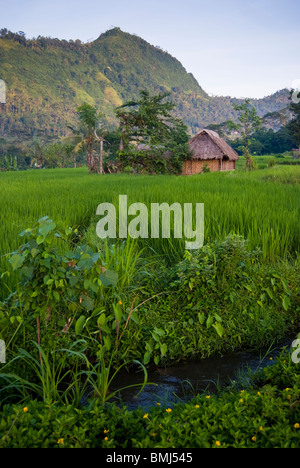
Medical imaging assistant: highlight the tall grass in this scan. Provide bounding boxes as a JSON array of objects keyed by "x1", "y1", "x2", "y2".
[{"x1": 0, "y1": 166, "x2": 299, "y2": 298}]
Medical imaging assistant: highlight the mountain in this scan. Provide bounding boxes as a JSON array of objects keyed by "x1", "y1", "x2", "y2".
[{"x1": 0, "y1": 27, "x2": 291, "y2": 143}]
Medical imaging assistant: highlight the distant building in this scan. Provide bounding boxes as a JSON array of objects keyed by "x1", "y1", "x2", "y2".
[{"x1": 182, "y1": 129, "x2": 239, "y2": 175}]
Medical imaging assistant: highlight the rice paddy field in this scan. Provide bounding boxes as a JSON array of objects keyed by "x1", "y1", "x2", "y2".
[
  {"x1": 1, "y1": 163, "x2": 300, "y2": 448},
  {"x1": 0, "y1": 164, "x2": 299, "y2": 300}
]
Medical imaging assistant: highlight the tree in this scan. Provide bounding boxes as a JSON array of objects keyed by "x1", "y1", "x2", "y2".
[
  {"x1": 43, "y1": 142, "x2": 76, "y2": 168},
  {"x1": 0, "y1": 155, "x2": 18, "y2": 171},
  {"x1": 228, "y1": 99, "x2": 262, "y2": 170},
  {"x1": 94, "y1": 131, "x2": 105, "y2": 175},
  {"x1": 230, "y1": 126, "x2": 295, "y2": 156},
  {"x1": 30, "y1": 142, "x2": 46, "y2": 169},
  {"x1": 70, "y1": 104, "x2": 106, "y2": 173},
  {"x1": 287, "y1": 91, "x2": 300, "y2": 156},
  {"x1": 116, "y1": 90, "x2": 190, "y2": 174}
]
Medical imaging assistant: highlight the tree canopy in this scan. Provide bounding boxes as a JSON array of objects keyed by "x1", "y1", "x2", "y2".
[
  {"x1": 228, "y1": 99, "x2": 262, "y2": 170},
  {"x1": 116, "y1": 90, "x2": 190, "y2": 174},
  {"x1": 69, "y1": 104, "x2": 106, "y2": 173},
  {"x1": 287, "y1": 91, "x2": 300, "y2": 153}
]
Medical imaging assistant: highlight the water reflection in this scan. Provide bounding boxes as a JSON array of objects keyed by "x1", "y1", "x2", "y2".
[{"x1": 110, "y1": 340, "x2": 291, "y2": 410}]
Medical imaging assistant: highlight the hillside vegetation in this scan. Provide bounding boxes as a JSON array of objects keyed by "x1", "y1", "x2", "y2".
[{"x1": 0, "y1": 27, "x2": 291, "y2": 143}]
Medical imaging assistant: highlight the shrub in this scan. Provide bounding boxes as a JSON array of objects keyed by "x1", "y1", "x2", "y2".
[
  {"x1": 268, "y1": 157, "x2": 277, "y2": 167},
  {"x1": 136, "y1": 235, "x2": 299, "y2": 364},
  {"x1": 1, "y1": 216, "x2": 119, "y2": 350},
  {"x1": 202, "y1": 163, "x2": 210, "y2": 173}
]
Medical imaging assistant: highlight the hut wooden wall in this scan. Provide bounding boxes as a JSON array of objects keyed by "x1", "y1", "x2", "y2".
[
  {"x1": 182, "y1": 159, "x2": 235, "y2": 175},
  {"x1": 222, "y1": 160, "x2": 235, "y2": 171}
]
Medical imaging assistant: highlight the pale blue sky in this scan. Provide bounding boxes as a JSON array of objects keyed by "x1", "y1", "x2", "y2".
[{"x1": 1, "y1": 0, "x2": 299, "y2": 98}]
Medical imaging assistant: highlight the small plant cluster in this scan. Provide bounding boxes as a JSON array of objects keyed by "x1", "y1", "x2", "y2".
[
  {"x1": 173, "y1": 235, "x2": 262, "y2": 337},
  {"x1": 0, "y1": 155, "x2": 18, "y2": 172},
  {"x1": 0, "y1": 217, "x2": 148, "y2": 406},
  {"x1": 135, "y1": 235, "x2": 300, "y2": 365},
  {"x1": 1, "y1": 350, "x2": 300, "y2": 448},
  {"x1": 118, "y1": 148, "x2": 186, "y2": 175},
  {"x1": 1, "y1": 216, "x2": 118, "y2": 349}
]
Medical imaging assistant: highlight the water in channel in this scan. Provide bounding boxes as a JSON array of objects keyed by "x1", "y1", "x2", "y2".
[{"x1": 109, "y1": 338, "x2": 292, "y2": 410}]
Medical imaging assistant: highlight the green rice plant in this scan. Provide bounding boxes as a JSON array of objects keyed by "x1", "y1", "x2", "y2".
[
  {"x1": 84, "y1": 227, "x2": 146, "y2": 292},
  {"x1": 0, "y1": 166, "x2": 299, "y2": 300},
  {"x1": 0, "y1": 340, "x2": 89, "y2": 405},
  {"x1": 82, "y1": 347, "x2": 150, "y2": 406}
]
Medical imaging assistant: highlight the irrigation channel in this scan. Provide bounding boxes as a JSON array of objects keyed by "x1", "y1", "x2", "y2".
[{"x1": 107, "y1": 338, "x2": 294, "y2": 410}]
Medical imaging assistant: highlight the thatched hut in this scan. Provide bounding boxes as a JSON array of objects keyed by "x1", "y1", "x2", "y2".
[{"x1": 182, "y1": 129, "x2": 239, "y2": 175}]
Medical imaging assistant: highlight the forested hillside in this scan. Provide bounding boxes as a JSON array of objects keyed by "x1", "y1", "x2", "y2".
[{"x1": 0, "y1": 27, "x2": 291, "y2": 144}]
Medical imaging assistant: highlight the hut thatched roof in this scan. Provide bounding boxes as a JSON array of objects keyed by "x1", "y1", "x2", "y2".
[{"x1": 189, "y1": 129, "x2": 239, "y2": 161}]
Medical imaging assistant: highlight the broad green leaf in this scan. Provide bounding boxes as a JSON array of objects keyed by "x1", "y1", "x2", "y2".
[
  {"x1": 282, "y1": 295, "x2": 291, "y2": 312},
  {"x1": 198, "y1": 312, "x2": 205, "y2": 325},
  {"x1": 36, "y1": 235, "x2": 45, "y2": 245},
  {"x1": 115, "y1": 306, "x2": 122, "y2": 323},
  {"x1": 80, "y1": 295, "x2": 94, "y2": 311},
  {"x1": 131, "y1": 311, "x2": 139, "y2": 324},
  {"x1": 9, "y1": 254, "x2": 25, "y2": 271},
  {"x1": 53, "y1": 291, "x2": 60, "y2": 302},
  {"x1": 213, "y1": 322, "x2": 225, "y2": 338},
  {"x1": 21, "y1": 266, "x2": 34, "y2": 279},
  {"x1": 68, "y1": 275, "x2": 79, "y2": 287},
  {"x1": 31, "y1": 248, "x2": 39, "y2": 258},
  {"x1": 38, "y1": 219, "x2": 56, "y2": 239},
  {"x1": 97, "y1": 313, "x2": 106, "y2": 326},
  {"x1": 264, "y1": 288, "x2": 274, "y2": 300},
  {"x1": 145, "y1": 341, "x2": 153, "y2": 353},
  {"x1": 77, "y1": 253, "x2": 93, "y2": 270},
  {"x1": 40, "y1": 258, "x2": 51, "y2": 269},
  {"x1": 19, "y1": 228, "x2": 32, "y2": 238},
  {"x1": 99, "y1": 270, "x2": 118, "y2": 287},
  {"x1": 160, "y1": 343, "x2": 168, "y2": 357},
  {"x1": 99, "y1": 323, "x2": 112, "y2": 334},
  {"x1": 281, "y1": 279, "x2": 291, "y2": 295},
  {"x1": 104, "y1": 335, "x2": 112, "y2": 351},
  {"x1": 75, "y1": 315, "x2": 86, "y2": 335},
  {"x1": 229, "y1": 292, "x2": 236, "y2": 303},
  {"x1": 143, "y1": 351, "x2": 151, "y2": 365},
  {"x1": 206, "y1": 315, "x2": 214, "y2": 328},
  {"x1": 214, "y1": 314, "x2": 222, "y2": 323},
  {"x1": 91, "y1": 308, "x2": 105, "y2": 318}
]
